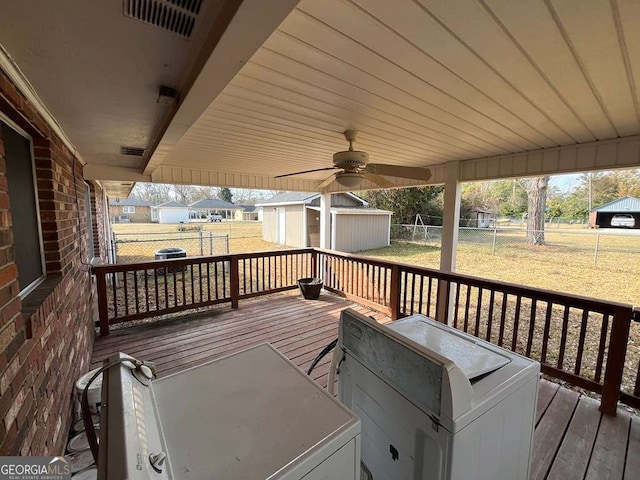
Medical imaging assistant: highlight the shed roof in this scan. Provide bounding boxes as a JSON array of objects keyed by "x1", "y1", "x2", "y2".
[
  {"x1": 591, "y1": 196, "x2": 640, "y2": 213},
  {"x1": 257, "y1": 192, "x2": 315, "y2": 205},
  {"x1": 189, "y1": 198, "x2": 239, "y2": 209},
  {"x1": 256, "y1": 192, "x2": 367, "y2": 207},
  {"x1": 155, "y1": 201, "x2": 188, "y2": 208},
  {"x1": 108, "y1": 197, "x2": 154, "y2": 207}
]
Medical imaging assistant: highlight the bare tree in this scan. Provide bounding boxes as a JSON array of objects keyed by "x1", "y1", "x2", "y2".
[
  {"x1": 155, "y1": 184, "x2": 173, "y2": 203},
  {"x1": 233, "y1": 188, "x2": 274, "y2": 204},
  {"x1": 524, "y1": 176, "x2": 549, "y2": 245},
  {"x1": 232, "y1": 189, "x2": 254, "y2": 204},
  {"x1": 172, "y1": 184, "x2": 195, "y2": 204},
  {"x1": 130, "y1": 183, "x2": 152, "y2": 201},
  {"x1": 130, "y1": 183, "x2": 172, "y2": 204},
  {"x1": 131, "y1": 183, "x2": 283, "y2": 206},
  {"x1": 194, "y1": 186, "x2": 219, "y2": 200}
]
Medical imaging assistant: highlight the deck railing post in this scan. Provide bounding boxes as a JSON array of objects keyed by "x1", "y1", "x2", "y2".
[
  {"x1": 230, "y1": 255, "x2": 240, "y2": 309},
  {"x1": 435, "y1": 279, "x2": 452, "y2": 324},
  {"x1": 318, "y1": 253, "x2": 326, "y2": 283},
  {"x1": 390, "y1": 265, "x2": 401, "y2": 320},
  {"x1": 600, "y1": 305, "x2": 632, "y2": 415},
  {"x1": 311, "y1": 249, "x2": 318, "y2": 278},
  {"x1": 94, "y1": 268, "x2": 110, "y2": 336}
]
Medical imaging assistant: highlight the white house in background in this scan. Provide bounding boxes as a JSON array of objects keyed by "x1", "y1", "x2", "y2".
[
  {"x1": 234, "y1": 205, "x2": 259, "y2": 221},
  {"x1": 151, "y1": 201, "x2": 190, "y2": 224},
  {"x1": 256, "y1": 192, "x2": 392, "y2": 253},
  {"x1": 189, "y1": 199, "x2": 242, "y2": 221}
]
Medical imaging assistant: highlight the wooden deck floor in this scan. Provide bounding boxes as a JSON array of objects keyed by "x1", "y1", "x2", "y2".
[{"x1": 92, "y1": 291, "x2": 639, "y2": 480}]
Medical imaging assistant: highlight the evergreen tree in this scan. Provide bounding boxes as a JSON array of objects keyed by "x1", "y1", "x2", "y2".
[{"x1": 219, "y1": 187, "x2": 233, "y2": 203}]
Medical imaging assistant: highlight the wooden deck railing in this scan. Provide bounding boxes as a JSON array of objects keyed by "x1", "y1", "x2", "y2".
[
  {"x1": 92, "y1": 249, "x2": 315, "y2": 335},
  {"x1": 236, "y1": 249, "x2": 315, "y2": 301},
  {"x1": 94, "y1": 247, "x2": 637, "y2": 415},
  {"x1": 315, "y1": 249, "x2": 635, "y2": 415},
  {"x1": 94, "y1": 255, "x2": 234, "y2": 335}
]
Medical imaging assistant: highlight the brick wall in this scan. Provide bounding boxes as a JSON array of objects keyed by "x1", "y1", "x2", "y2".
[
  {"x1": 0, "y1": 67, "x2": 101, "y2": 455},
  {"x1": 89, "y1": 182, "x2": 108, "y2": 260}
]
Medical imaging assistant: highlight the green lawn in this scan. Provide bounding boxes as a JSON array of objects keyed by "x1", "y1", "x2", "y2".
[
  {"x1": 113, "y1": 223, "x2": 640, "y2": 306},
  {"x1": 111, "y1": 222, "x2": 285, "y2": 262},
  {"x1": 362, "y1": 231, "x2": 640, "y2": 396},
  {"x1": 365, "y1": 230, "x2": 640, "y2": 306}
]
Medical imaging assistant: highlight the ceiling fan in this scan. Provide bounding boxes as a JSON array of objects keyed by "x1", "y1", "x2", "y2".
[{"x1": 274, "y1": 130, "x2": 432, "y2": 191}]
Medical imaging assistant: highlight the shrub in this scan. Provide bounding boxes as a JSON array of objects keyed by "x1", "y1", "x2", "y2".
[{"x1": 177, "y1": 225, "x2": 203, "y2": 232}]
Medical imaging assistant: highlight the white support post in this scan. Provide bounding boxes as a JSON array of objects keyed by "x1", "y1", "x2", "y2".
[
  {"x1": 320, "y1": 193, "x2": 331, "y2": 250},
  {"x1": 302, "y1": 206, "x2": 308, "y2": 247},
  {"x1": 440, "y1": 161, "x2": 461, "y2": 273},
  {"x1": 330, "y1": 212, "x2": 337, "y2": 250},
  {"x1": 437, "y1": 161, "x2": 461, "y2": 324}
]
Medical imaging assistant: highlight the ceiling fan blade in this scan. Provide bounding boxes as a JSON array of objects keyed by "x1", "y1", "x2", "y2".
[
  {"x1": 364, "y1": 172, "x2": 395, "y2": 188},
  {"x1": 365, "y1": 163, "x2": 432, "y2": 181},
  {"x1": 274, "y1": 167, "x2": 339, "y2": 179},
  {"x1": 316, "y1": 174, "x2": 337, "y2": 190}
]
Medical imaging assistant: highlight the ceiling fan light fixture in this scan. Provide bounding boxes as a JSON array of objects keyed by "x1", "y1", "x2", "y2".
[{"x1": 335, "y1": 172, "x2": 364, "y2": 189}]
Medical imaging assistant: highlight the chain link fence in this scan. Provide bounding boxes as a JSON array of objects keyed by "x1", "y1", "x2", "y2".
[
  {"x1": 496, "y1": 216, "x2": 587, "y2": 228},
  {"x1": 112, "y1": 230, "x2": 230, "y2": 263},
  {"x1": 393, "y1": 224, "x2": 640, "y2": 267},
  {"x1": 412, "y1": 214, "x2": 586, "y2": 228}
]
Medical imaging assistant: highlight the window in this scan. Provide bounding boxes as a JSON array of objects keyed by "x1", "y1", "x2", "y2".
[
  {"x1": 122, "y1": 206, "x2": 135, "y2": 214},
  {"x1": 1, "y1": 117, "x2": 45, "y2": 297}
]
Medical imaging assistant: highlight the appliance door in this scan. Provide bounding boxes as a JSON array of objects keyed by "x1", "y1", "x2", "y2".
[{"x1": 340, "y1": 355, "x2": 451, "y2": 480}]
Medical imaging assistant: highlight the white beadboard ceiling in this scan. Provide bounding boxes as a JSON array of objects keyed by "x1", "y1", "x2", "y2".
[
  {"x1": 148, "y1": 0, "x2": 640, "y2": 192},
  {"x1": 2, "y1": 0, "x2": 640, "y2": 195}
]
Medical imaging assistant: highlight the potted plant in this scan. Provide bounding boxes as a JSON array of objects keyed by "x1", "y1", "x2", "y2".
[{"x1": 297, "y1": 277, "x2": 323, "y2": 300}]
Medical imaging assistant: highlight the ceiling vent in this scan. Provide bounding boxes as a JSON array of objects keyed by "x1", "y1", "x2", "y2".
[
  {"x1": 123, "y1": 0, "x2": 204, "y2": 39},
  {"x1": 120, "y1": 146, "x2": 146, "y2": 157}
]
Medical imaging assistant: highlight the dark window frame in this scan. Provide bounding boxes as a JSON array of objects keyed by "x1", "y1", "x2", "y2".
[{"x1": 1, "y1": 113, "x2": 46, "y2": 298}]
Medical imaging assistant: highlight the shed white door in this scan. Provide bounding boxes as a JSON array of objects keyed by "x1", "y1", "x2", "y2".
[{"x1": 277, "y1": 208, "x2": 286, "y2": 244}]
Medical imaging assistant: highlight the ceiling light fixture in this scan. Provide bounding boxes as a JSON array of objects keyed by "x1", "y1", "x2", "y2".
[{"x1": 335, "y1": 172, "x2": 364, "y2": 189}]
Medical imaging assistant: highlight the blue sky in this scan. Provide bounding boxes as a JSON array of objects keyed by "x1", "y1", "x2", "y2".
[{"x1": 550, "y1": 174, "x2": 581, "y2": 193}]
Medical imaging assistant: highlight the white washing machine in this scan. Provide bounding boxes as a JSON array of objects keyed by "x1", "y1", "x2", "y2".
[
  {"x1": 98, "y1": 344, "x2": 361, "y2": 479},
  {"x1": 337, "y1": 309, "x2": 539, "y2": 480}
]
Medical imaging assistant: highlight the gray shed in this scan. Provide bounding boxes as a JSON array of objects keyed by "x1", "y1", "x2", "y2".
[{"x1": 256, "y1": 192, "x2": 392, "y2": 253}]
